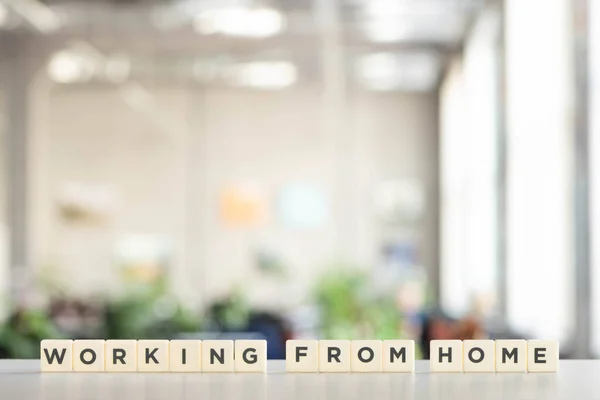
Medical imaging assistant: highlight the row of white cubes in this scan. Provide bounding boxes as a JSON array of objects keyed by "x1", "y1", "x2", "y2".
[
  {"x1": 40, "y1": 339, "x2": 559, "y2": 373},
  {"x1": 286, "y1": 339, "x2": 558, "y2": 373},
  {"x1": 41, "y1": 340, "x2": 268, "y2": 372}
]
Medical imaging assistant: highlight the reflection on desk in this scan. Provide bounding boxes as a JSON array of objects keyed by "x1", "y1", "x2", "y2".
[{"x1": 0, "y1": 359, "x2": 591, "y2": 400}]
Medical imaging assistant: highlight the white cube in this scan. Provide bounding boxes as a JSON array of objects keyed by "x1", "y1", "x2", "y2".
[
  {"x1": 202, "y1": 340, "x2": 234, "y2": 372},
  {"x1": 137, "y1": 340, "x2": 169, "y2": 372},
  {"x1": 319, "y1": 340, "x2": 351, "y2": 372},
  {"x1": 495, "y1": 340, "x2": 527, "y2": 372},
  {"x1": 351, "y1": 340, "x2": 382, "y2": 372},
  {"x1": 528, "y1": 340, "x2": 559, "y2": 372},
  {"x1": 430, "y1": 340, "x2": 463, "y2": 372},
  {"x1": 235, "y1": 340, "x2": 267, "y2": 372},
  {"x1": 382, "y1": 340, "x2": 415, "y2": 372},
  {"x1": 73, "y1": 340, "x2": 105, "y2": 372},
  {"x1": 40, "y1": 340, "x2": 73, "y2": 372},
  {"x1": 286, "y1": 340, "x2": 319, "y2": 372},
  {"x1": 105, "y1": 340, "x2": 137, "y2": 372},
  {"x1": 463, "y1": 340, "x2": 494, "y2": 372},
  {"x1": 170, "y1": 340, "x2": 202, "y2": 372}
]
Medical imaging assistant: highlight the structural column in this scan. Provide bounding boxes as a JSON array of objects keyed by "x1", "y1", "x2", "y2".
[
  {"x1": 0, "y1": 34, "x2": 34, "y2": 306},
  {"x1": 573, "y1": 0, "x2": 591, "y2": 358}
]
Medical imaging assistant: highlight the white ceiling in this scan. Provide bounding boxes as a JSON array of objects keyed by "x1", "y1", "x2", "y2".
[{"x1": 0, "y1": 0, "x2": 485, "y2": 90}]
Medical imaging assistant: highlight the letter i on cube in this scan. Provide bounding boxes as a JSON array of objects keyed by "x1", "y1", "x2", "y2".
[{"x1": 170, "y1": 340, "x2": 202, "y2": 372}]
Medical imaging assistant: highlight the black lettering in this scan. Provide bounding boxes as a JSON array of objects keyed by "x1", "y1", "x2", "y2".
[
  {"x1": 243, "y1": 348, "x2": 258, "y2": 364},
  {"x1": 328, "y1": 347, "x2": 341, "y2": 363},
  {"x1": 80, "y1": 349, "x2": 96, "y2": 365},
  {"x1": 113, "y1": 348, "x2": 126, "y2": 365},
  {"x1": 390, "y1": 347, "x2": 406, "y2": 363},
  {"x1": 210, "y1": 348, "x2": 225, "y2": 364},
  {"x1": 295, "y1": 346, "x2": 308, "y2": 362},
  {"x1": 358, "y1": 347, "x2": 374, "y2": 363},
  {"x1": 43, "y1": 348, "x2": 67, "y2": 365},
  {"x1": 439, "y1": 347, "x2": 452, "y2": 363},
  {"x1": 502, "y1": 347, "x2": 518, "y2": 364},
  {"x1": 534, "y1": 348, "x2": 547, "y2": 364},
  {"x1": 468, "y1": 347, "x2": 484, "y2": 363},
  {"x1": 146, "y1": 348, "x2": 159, "y2": 364},
  {"x1": 181, "y1": 348, "x2": 186, "y2": 365}
]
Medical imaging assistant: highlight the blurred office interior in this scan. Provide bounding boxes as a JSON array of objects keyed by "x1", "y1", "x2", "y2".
[{"x1": 0, "y1": 0, "x2": 596, "y2": 359}]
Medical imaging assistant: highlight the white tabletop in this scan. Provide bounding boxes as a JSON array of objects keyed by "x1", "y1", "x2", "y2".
[{"x1": 0, "y1": 359, "x2": 596, "y2": 400}]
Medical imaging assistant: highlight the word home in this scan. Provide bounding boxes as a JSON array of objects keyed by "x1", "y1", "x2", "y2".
[
  {"x1": 40, "y1": 339, "x2": 266, "y2": 372},
  {"x1": 430, "y1": 339, "x2": 559, "y2": 372}
]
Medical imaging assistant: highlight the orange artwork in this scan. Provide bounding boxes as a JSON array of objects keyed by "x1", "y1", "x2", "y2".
[{"x1": 220, "y1": 184, "x2": 266, "y2": 227}]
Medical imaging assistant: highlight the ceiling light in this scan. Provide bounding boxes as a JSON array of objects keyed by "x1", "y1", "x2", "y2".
[
  {"x1": 193, "y1": 7, "x2": 284, "y2": 38},
  {"x1": 356, "y1": 52, "x2": 440, "y2": 92},
  {"x1": 361, "y1": 0, "x2": 456, "y2": 17},
  {"x1": 47, "y1": 50, "x2": 96, "y2": 84},
  {"x1": 363, "y1": 19, "x2": 412, "y2": 43},
  {"x1": 362, "y1": 0, "x2": 408, "y2": 16},
  {"x1": 226, "y1": 61, "x2": 297, "y2": 89},
  {"x1": 359, "y1": 0, "x2": 466, "y2": 43},
  {"x1": 8, "y1": 0, "x2": 61, "y2": 33}
]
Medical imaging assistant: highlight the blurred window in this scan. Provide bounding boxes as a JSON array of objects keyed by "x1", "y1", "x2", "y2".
[
  {"x1": 440, "y1": 8, "x2": 500, "y2": 318},
  {"x1": 505, "y1": 0, "x2": 574, "y2": 340}
]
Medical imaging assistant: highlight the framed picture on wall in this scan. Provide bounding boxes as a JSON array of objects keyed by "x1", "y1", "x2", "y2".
[
  {"x1": 277, "y1": 182, "x2": 328, "y2": 230},
  {"x1": 220, "y1": 183, "x2": 266, "y2": 228}
]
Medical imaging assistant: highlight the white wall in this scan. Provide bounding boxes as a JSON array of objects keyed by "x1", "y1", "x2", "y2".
[{"x1": 29, "y1": 83, "x2": 439, "y2": 309}]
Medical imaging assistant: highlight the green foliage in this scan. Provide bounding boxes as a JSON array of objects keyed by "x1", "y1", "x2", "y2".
[
  {"x1": 314, "y1": 268, "x2": 401, "y2": 340},
  {"x1": 104, "y1": 278, "x2": 202, "y2": 339},
  {"x1": 0, "y1": 309, "x2": 62, "y2": 359},
  {"x1": 204, "y1": 286, "x2": 250, "y2": 331}
]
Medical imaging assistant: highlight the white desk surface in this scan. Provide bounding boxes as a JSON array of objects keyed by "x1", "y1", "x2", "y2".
[{"x1": 0, "y1": 359, "x2": 595, "y2": 400}]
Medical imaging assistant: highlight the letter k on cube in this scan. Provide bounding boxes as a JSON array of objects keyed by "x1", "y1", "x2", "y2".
[{"x1": 137, "y1": 340, "x2": 169, "y2": 372}]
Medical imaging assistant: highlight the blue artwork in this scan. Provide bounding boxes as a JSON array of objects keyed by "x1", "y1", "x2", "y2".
[{"x1": 277, "y1": 183, "x2": 328, "y2": 229}]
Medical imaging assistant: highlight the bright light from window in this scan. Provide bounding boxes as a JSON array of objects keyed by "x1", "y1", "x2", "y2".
[
  {"x1": 225, "y1": 61, "x2": 297, "y2": 89},
  {"x1": 505, "y1": 0, "x2": 573, "y2": 340},
  {"x1": 440, "y1": 9, "x2": 501, "y2": 319},
  {"x1": 0, "y1": 3, "x2": 8, "y2": 27},
  {"x1": 590, "y1": 0, "x2": 600, "y2": 355},
  {"x1": 47, "y1": 50, "x2": 96, "y2": 84},
  {"x1": 193, "y1": 8, "x2": 285, "y2": 38}
]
